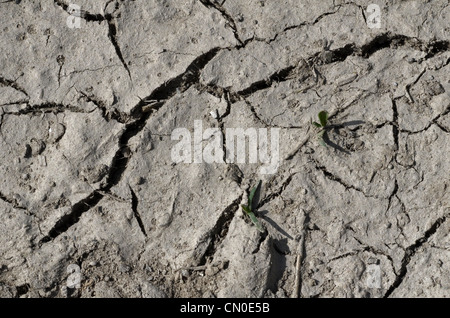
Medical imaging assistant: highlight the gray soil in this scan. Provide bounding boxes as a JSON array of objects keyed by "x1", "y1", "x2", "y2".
[{"x1": 0, "y1": 0, "x2": 449, "y2": 298}]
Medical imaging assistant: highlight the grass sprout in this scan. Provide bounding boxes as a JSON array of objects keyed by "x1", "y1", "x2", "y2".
[{"x1": 241, "y1": 180, "x2": 265, "y2": 233}]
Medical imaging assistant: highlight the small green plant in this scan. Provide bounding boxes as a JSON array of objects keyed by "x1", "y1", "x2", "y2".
[
  {"x1": 312, "y1": 110, "x2": 329, "y2": 146},
  {"x1": 241, "y1": 180, "x2": 265, "y2": 233}
]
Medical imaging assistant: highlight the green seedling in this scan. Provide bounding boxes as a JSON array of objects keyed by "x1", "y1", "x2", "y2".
[
  {"x1": 241, "y1": 180, "x2": 265, "y2": 233},
  {"x1": 312, "y1": 110, "x2": 329, "y2": 147}
]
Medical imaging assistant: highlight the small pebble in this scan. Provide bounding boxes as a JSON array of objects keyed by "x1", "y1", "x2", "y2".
[
  {"x1": 125, "y1": 209, "x2": 133, "y2": 220},
  {"x1": 210, "y1": 110, "x2": 218, "y2": 119},
  {"x1": 38, "y1": 155, "x2": 47, "y2": 167}
]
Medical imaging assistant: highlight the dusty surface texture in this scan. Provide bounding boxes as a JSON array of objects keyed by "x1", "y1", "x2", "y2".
[{"x1": 0, "y1": 0, "x2": 449, "y2": 298}]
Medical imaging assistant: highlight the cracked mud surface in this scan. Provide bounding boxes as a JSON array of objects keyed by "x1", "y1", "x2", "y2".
[{"x1": 0, "y1": 0, "x2": 449, "y2": 298}]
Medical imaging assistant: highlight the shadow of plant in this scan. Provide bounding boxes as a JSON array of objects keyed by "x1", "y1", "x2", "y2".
[
  {"x1": 259, "y1": 210, "x2": 293, "y2": 240},
  {"x1": 322, "y1": 120, "x2": 366, "y2": 154}
]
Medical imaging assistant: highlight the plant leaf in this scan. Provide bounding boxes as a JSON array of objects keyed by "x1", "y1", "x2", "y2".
[
  {"x1": 248, "y1": 211, "x2": 265, "y2": 233},
  {"x1": 241, "y1": 204, "x2": 251, "y2": 214},
  {"x1": 248, "y1": 180, "x2": 261, "y2": 209},
  {"x1": 312, "y1": 121, "x2": 322, "y2": 128},
  {"x1": 318, "y1": 111, "x2": 328, "y2": 127}
]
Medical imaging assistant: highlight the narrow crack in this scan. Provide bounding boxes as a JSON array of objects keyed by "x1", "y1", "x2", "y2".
[
  {"x1": 394, "y1": 101, "x2": 450, "y2": 136},
  {"x1": 131, "y1": 47, "x2": 221, "y2": 117},
  {"x1": 360, "y1": 33, "x2": 408, "y2": 58},
  {"x1": 391, "y1": 97, "x2": 399, "y2": 146},
  {"x1": 244, "y1": 99, "x2": 270, "y2": 127},
  {"x1": 198, "y1": 0, "x2": 243, "y2": 46},
  {"x1": 358, "y1": 2, "x2": 367, "y2": 25},
  {"x1": 195, "y1": 82, "x2": 230, "y2": 101},
  {"x1": 394, "y1": 194, "x2": 411, "y2": 246},
  {"x1": 314, "y1": 162, "x2": 372, "y2": 197},
  {"x1": 436, "y1": 56, "x2": 450, "y2": 70},
  {"x1": 405, "y1": 68, "x2": 427, "y2": 104},
  {"x1": 296, "y1": 210, "x2": 311, "y2": 298},
  {"x1": 4, "y1": 102, "x2": 90, "y2": 116},
  {"x1": 198, "y1": 194, "x2": 243, "y2": 266},
  {"x1": 129, "y1": 185, "x2": 147, "y2": 238},
  {"x1": 384, "y1": 214, "x2": 449, "y2": 297},
  {"x1": 251, "y1": 230, "x2": 269, "y2": 254},
  {"x1": 0, "y1": 191, "x2": 27, "y2": 210},
  {"x1": 234, "y1": 65, "x2": 296, "y2": 100},
  {"x1": 0, "y1": 76, "x2": 29, "y2": 97},
  {"x1": 385, "y1": 179, "x2": 398, "y2": 216},
  {"x1": 78, "y1": 90, "x2": 129, "y2": 123},
  {"x1": 57, "y1": 59, "x2": 64, "y2": 88},
  {"x1": 329, "y1": 250, "x2": 359, "y2": 261},
  {"x1": 218, "y1": 90, "x2": 232, "y2": 163},
  {"x1": 423, "y1": 39, "x2": 450, "y2": 60},
  {"x1": 268, "y1": 5, "x2": 344, "y2": 44},
  {"x1": 40, "y1": 190, "x2": 104, "y2": 243},
  {"x1": 359, "y1": 34, "x2": 449, "y2": 60},
  {"x1": 106, "y1": 16, "x2": 132, "y2": 80},
  {"x1": 361, "y1": 245, "x2": 396, "y2": 273},
  {"x1": 434, "y1": 121, "x2": 450, "y2": 134},
  {"x1": 257, "y1": 173, "x2": 298, "y2": 209}
]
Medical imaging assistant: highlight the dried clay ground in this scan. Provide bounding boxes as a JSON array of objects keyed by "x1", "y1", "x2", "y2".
[{"x1": 0, "y1": 0, "x2": 449, "y2": 298}]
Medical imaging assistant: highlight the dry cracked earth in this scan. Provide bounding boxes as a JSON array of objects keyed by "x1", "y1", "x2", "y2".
[{"x1": 0, "y1": 0, "x2": 449, "y2": 298}]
